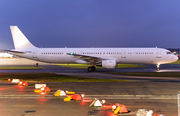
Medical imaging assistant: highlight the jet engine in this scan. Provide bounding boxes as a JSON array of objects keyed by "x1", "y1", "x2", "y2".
[{"x1": 101, "y1": 60, "x2": 117, "y2": 69}]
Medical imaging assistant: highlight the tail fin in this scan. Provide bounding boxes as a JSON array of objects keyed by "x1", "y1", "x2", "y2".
[{"x1": 10, "y1": 26, "x2": 36, "y2": 50}]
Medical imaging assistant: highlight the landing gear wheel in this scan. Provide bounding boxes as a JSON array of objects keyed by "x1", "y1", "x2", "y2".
[
  {"x1": 156, "y1": 67, "x2": 160, "y2": 71},
  {"x1": 91, "y1": 66, "x2": 96, "y2": 71},
  {"x1": 87, "y1": 67, "x2": 93, "y2": 72},
  {"x1": 87, "y1": 66, "x2": 96, "y2": 72}
]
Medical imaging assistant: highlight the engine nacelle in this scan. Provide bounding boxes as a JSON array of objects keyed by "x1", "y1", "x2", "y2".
[{"x1": 102, "y1": 60, "x2": 117, "y2": 69}]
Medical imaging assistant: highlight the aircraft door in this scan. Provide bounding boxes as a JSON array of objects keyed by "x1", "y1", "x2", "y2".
[
  {"x1": 156, "y1": 49, "x2": 161, "y2": 58},
  {"x1": 78, "y1": 50, "x2": 83, "y2": 55},
  {"x1": 121, "y1": 51, "x2": 126, "y2": 58},
  {"x1": 33, "y1": 49, "x2": 38, "y2": 58}
]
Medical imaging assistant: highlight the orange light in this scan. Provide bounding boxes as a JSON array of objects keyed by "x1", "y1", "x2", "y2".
[
  {"x1": 18, "y1": 81, "x2": 23, "y2": 85},
  {"x1": 81, "y1": 94, "x2": 85, "y2": 98},
  {"x1": 102, "y1": 100, "x2": 106, "y2": 104},
  {"x1": 8, "y1": 79, "x2": 11, "y2": 81},
  {"x1": 112, "y1": 105, "x2": 116, "y2": 109}
]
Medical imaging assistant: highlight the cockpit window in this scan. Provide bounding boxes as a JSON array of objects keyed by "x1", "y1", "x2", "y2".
[{"x1": 166, "y1": 52, "x2": 171, "y2": 54}]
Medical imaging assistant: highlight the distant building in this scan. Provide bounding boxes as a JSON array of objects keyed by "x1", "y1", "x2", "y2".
[{"x1": 0, "y1": 52, "x2": 14, "y2": 58}]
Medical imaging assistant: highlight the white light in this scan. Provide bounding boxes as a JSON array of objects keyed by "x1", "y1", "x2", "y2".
[
  {"x1": 81, "y1": 94, "x2": 85, "y2": 98},
  {"x1": 65, "y1": 90, "x2": 69, "y2": 93},
  {"x1": 102, "y1": 100, "x2": 106, "y2": 104},
  {"x1": 149, "y1": 110, "x2": 153, "y2": 114},
  {"x1": 112, "y1": 105, "x2": 116, "y2": 109}
]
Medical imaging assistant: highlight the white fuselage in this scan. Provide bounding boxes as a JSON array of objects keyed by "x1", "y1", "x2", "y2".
[{"x1": 11, "y1": 47, "x2": 178, "y2": 65}]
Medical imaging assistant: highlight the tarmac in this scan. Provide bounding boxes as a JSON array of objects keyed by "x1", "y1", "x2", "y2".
[{"x1": 0, "y1": 58, "x2": 179, "y2": 116}]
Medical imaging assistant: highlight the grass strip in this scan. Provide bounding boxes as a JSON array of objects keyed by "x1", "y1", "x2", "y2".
[
  {"x1": 0, "y1": 73, "x2": 130, "y2": 82},
  {"x1": 170, "y1": 59, "x2": 180, "y2": 64},
  {"x1": 56, "y1": 64, "x2": 146, "y2": 69},
  {"x1": 117, "y1": 64, "x2": 147, "y2": 68},
  {"x1": 106, "y1": 72, "x2": 180, "y2": 77},
  {"x1": 0, "y1": 67, "x2": 42, "y2": 69}
]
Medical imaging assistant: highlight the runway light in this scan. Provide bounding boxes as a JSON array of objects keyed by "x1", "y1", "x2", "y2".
[
  {"x1": 81, "y1": 94, "x2": 85, "y2": 98},
  {"x1": 65, "y1": 90, "x2": 69, "y2": 93},
  {"x1": 18, "y1": 81, "x2": 23, "y2": 85},
  {"x1": 41, "y1": 87, "x2": 45, "y2": 92},
  {"x1": 112, "y1": 105, "x2": 116, "y2": 110},
  {"x1": 8, "y1": 78, "x2": 11, "y2": 82},
  {"x1": 102, "y1": 100, "x2": 106, "y2": 104},
  {"x1": 149, "y1": 110, "x2": 153, "y2": 114}
]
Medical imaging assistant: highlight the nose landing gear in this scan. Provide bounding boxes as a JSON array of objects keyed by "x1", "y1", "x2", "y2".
[{"x1": 156, "y1": 64, "x2": 160, "y2": 71}]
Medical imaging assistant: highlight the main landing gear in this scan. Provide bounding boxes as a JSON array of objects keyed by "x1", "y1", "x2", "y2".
[
  {"x1": 156, "y1": 64, "x2": 160, "y2": 71},
  {"x1": 87, "y1": 66, "x2": 96, "y2": 72}
]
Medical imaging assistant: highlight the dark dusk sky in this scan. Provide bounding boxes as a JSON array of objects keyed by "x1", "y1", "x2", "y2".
[{"x1": 0, "y1": 0, "x2": 180, "y2": 49}]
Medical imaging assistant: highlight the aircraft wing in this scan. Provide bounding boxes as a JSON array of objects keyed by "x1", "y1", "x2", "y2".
[{"x1": 67, "y1": 53, "x2": 112, "y2": 64}]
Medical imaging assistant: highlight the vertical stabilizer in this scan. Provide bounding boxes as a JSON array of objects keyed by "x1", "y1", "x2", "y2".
[{"x1": 10, "y1": 26, "x2": 36, "y2": 49}]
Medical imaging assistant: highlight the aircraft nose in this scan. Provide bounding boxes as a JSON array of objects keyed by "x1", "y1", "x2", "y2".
[{"x1": 172, "y1": 55, "x2": 178, "y2": 62}]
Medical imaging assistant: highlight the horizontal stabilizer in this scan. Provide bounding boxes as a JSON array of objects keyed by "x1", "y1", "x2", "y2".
[
  {"x1": 0, "y1": 49, "x2": 25, "y2": 54},
  {"x1": 8, "y1": 50, "x2": 25, "y2": 53}
]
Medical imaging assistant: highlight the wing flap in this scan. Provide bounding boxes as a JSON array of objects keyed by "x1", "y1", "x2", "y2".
[{"x1": 67, "y1": 53, "x2": 111, "y2": 64}]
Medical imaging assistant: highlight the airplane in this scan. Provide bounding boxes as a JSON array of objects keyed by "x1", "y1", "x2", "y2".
[{"x1": 6, "y1": 26, "x2": 178, "y2": 72}]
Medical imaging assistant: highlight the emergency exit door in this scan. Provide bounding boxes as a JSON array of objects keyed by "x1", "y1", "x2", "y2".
[
  {"x1": 33, "y1": 49, "x2": 38, "y2": 58},
  {"x1": 156, "y1": 49, "x2": 161, "y2": 58},
  {"x1": 121, "y1": 51, "x2": 126, "y2": 58}
]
